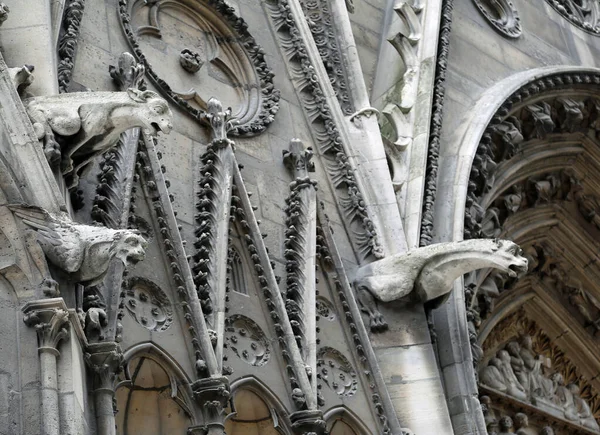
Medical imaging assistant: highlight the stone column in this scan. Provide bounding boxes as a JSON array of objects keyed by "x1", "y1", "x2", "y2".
[
  {"x1": 23, "y1": 299, "x2": 70, "y2": 435},
  {"x1": 189, "y1": 376, "x2": 231, "y2": 435},
  {"x1": 85, "y1": 342, "x2": 123, "y2": 435}
]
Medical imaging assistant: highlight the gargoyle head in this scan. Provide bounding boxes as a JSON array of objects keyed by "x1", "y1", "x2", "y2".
[
  {"x1": 113, "y1": 231, "x2": 147, "y2": 267},
  {"x1": 127, "y1": 88, "x2": 173, "y2": 135},
  {"x1": 0, "y1": 4, "x2": 9, "y2": 26},
  {"x1": 487, "y1": 239, "x2": 529, "y2": 279}
]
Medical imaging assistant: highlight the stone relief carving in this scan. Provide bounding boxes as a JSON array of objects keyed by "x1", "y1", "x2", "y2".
[
  {"x1": 471, "y1": 0, "x2": 521, "y2": 38},
  {"x1": 124, "y1": 277, "x2": 173, "y2": 332},
  {"x1": 317, "y1": 347, "x2": 358, "y2": 398},
  {"x1": 24, "y1": 88, "x2": 173, "y2": 188},
  {"x1": 481, "y1": 312, "x2": 600, "y2": 432},
  {"x1": 10, "y1": 205, "x2": 147, "y2": 286},
  {"x1": 58, "y1": 0, "x2": 85, "y2": 93},
  {"x1": 316, "y1": 297, "x2": 336, "y2": 322},
  {"x1": 299, "y1": 0, "x2": 354, "y2": 115},
  {"x1": 224, "y1": 315, "x2": 271, "y2": 367},
  {"x1": 9, "y1": 64, "x2": 35, "y2": 96},
  {"x1": 118, "y1": 0, "x2": 280, "y2": 136},
  {"x1": 545, "y1": 0, "x2": 600, "y2": 35},
  {"x1": 354, "y1": 238, "x2": 528, "y2": 305}
]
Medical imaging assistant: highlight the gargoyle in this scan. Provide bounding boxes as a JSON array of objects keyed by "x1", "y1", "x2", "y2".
[
  {"x1": 24, "y1": 88, "x2": 173, "y2": 187},
  {"x1": 10, "y1": 204, "x2": 147, "y2": 286},
  {"x1": 355, "y1": 239, "x2": 528, "y2": 303}
]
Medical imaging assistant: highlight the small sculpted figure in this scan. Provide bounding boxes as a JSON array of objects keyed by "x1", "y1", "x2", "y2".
[
  {"x1": 10, "y1": 204, "x2": 147, "y2": 286},
  {"x1": 551, "y1": 373, "x2": 579, "y2": 421},
  {"x1": 568, "y1": 383, "x2": 600, "y2": 431},
  {"x1": 24, "y1": 88, "x2": 173, "y2": 187},
  {"x1": 481, "y1": 395, "x2": 499, "y2": 431},
  {"x1": 497, "y1": 349, "x2": 527, "y2": 401},
  {"x1": 514, "y1": 413, "x2": 535, "y2": 435},
  {"x1": 498, "y1": 416, "x2": 516, "y2": 435},
  {"x1": 480, "y1": 357, "x2": 508, "y2": 392}
]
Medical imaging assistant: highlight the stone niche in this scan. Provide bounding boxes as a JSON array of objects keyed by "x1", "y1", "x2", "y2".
[{"x1": 120, "y1": 0, "x2": 279, "y2": 135}]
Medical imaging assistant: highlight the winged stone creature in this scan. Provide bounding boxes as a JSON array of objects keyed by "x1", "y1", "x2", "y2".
[{"x1": 10, "y1": 205, "x2": 147, "y2": 286}]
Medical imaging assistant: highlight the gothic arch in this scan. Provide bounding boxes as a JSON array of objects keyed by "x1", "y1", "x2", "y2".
[
  {"x1": 323, "y1": 406, "x2": 371, "y2": 435},
  {"x1": 116, "y1": 342, "x2": 199, "y2": 434},
  {"x1": 227, "y1": 376, "x2": 292, "y2": 434},
  {"x1": 432, "y1": 66, "x2": 600, "y2": 433}
]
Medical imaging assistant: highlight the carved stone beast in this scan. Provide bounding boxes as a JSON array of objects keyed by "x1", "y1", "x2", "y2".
[{"x1": 24, "y1": 88, "x2": 173, "y2": 188}]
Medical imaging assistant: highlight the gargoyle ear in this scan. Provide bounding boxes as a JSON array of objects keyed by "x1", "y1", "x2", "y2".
[
  {"x1": 139, "y1": 90, "x2": 157, "y2": 101},
  {"x1": 126, "y1": 88, "x2": 145, "y2": 103}
]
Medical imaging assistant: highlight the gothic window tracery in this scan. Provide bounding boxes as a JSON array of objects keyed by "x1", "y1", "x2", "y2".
[{"x1": 229, "y1": 247, "x2": 247, "y2": 295}]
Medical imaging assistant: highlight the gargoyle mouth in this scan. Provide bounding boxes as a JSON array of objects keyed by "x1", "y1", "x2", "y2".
[
  {"x1": 507, "y1": 262, "x2": 528, "y2": 278},
  {"x1": 151, "y1": 122, "x2": 161, "y2": 134}
]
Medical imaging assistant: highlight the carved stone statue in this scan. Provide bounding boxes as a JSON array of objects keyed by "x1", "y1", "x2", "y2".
[
  {"x1": 10, "y1": 204, "x2": 147, "y2": 286},
  {"x1": 552, "y1": 373, "x2": 579, "y2": 421},
  {"x1": 24, "y1": 88, "x2": 173, "y2": 187},
  {"x1": 354, "y1": 239, "x2": 528, "y2": 303},
  {"x1": 504, "y1": 184, "x2": 524, "y2": 215},
  {"x1": 514, "y1": 413, "x2": 535, "y2": 435},
  {"x1": 497, "y1": 349, "x2": 527, "y2": 400},
  {"x1": 568, "y1": 383, "x2": 600, "y2": 431},
  {"x1": 498, "y1": 416, "x2": 516, "y2": 435},
  {"x1": 480, "y1": 357, "x2": 508, "y2": 392},
  {"x1": 480, "y1": 207, "x2": 502, "y2": 238},
  {"x1": 481, "y1": 395, "x2": 499, "y2": 430},
  {"x1": 507, "y1": 341, "x2": 528, "y2": 392}
]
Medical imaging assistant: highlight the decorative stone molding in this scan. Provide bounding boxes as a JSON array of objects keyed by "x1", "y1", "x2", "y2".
[
  {"x1": 265, "y1": 0, "x2": 384, "y2": 261},
  {"x1": 57, "y1": 0, "x2": 85, "y2": 93},
  {"x1": 420, "y1": 0, "x2": 454, "y2": 246},
  {"x1": 317, "y1": 347, "x2": 358, "y2": 397},
  {"x1": 24, "y1": 88, "x2": 173, "y2": 188},
  {"x1": 471, "y1": 0, "x2": 521, "y2": 38},
  {"x1": 10, "y1": 204, "x2": 147, "y2": 286},
  {"x1": 299, "y1": 0, "x2": 354, "y2": 115},
  {"x1": 545, "y1": 0, "x2": 600, "y2": 35},
  {"x1": 118, "y1": 0, "x2": 280, "y2": 136},
  {"x1": 124, "y1": 277, "x2": 173, "y2": 332},
  {"x1": 224, "y1": 315, "x2": 270, "y2": 366}
]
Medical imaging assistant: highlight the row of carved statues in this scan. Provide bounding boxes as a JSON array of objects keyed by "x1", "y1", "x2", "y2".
[
  {"x1": 480, "y1": 336, "x2": 599, "y2": 431},
  {"x1": 482, "y1": 396, "x2": 560, "y2": 435}
]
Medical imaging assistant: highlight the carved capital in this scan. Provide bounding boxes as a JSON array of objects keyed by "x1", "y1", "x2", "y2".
[
  {"x1": 23, "y1": 299, "x2": 70, "y2": 355},
  {"x1": 289, "y1": 410, "x2": 327, "y2": 435},
  {"x1": 109, "y1": 52, "x2": 145, "y2": 91},
  {"x1": 283, "y1": 139, "x2": 315, "y2": 179},
  {"x1": 191, "y1": 376, "x2": 231, "y2": 433},
  {"x1": 85, "y1": 342, "x2": 124, "y2": 393}
]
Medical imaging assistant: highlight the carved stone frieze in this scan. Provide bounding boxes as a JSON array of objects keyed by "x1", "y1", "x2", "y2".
[
  {"x1": 224, "y1": 315, "x2": 270, "y2": 366},
  {"x1": 57, "y1": 0, "x2": 85, "y2": 93},
  {"x1": 317, "y1": 347, "x2": 358, "y2": 397},
  {"x1": 10, "y1": 204, "x2": 147, "y2": 286},
  {"x1": 124, "y1": 277, "x2": 173, "y2": 332},
  {"x1": 118, "y1": 0, "x2": 280, "y2": 136},
  {"x1": 545, "y1": 0, "x2": 600, "y2": 35},
  {"x1": 471, "y1": 0, "x2": 521, "y2": 38},
  {"x1": 481, "y1": 313, "x2": 600, "y2": 432},
  {"x1": 299, "y1": 0, "x2": 354, "y2": 115}
]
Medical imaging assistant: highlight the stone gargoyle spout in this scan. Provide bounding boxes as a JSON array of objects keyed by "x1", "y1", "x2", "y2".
[
  {"x1": 355, "y1": 239, "x2": 528, "y2": 303},
  {"x1": 24, "y1": 88, "x2": 173, "y2": 188},
  {"x1": 10, "y1": 204, "x2": 147, "y2": 286}
]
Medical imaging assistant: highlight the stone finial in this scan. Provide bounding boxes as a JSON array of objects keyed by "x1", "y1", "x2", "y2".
[
  {"x1": 205, "y1": 97, "x2": 238, "y2": 143},
  {"x1": 110, "y1": 52, "x2": 145, "y2": 91},
  {"x1": 10, "y1": 204, "x2": 147, "y2": 286},
  {"x1": 283, "y1": 139, "x2": 315, "y2": 177},
  {"x1": 23, "y1": 299, "x2": 70, "y2": 354}
]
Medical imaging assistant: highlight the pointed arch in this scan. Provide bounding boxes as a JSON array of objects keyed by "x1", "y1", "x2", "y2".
[
  {"x1": 323, "y1": 406, "x2": 371, "y2": 435},
  {"x1": 116, "y1": 342, "x2": 199, "y2": 434},
  {"x1": 227, "y1": 376, "x2": 293, "y2": 435},
  {"x1": 432, "y1": 66, "x2": 600, "y2": 433}
]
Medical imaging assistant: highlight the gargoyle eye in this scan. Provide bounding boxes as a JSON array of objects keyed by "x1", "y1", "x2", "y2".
[{"x1": 154, "y1": 105, "x2": 165, "y2": 115}]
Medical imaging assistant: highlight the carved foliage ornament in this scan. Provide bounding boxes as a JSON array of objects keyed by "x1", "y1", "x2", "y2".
[
  {"x1": 224, "y1": 315, "x2": 270, "y2": 367},
  {"x1": 124, "y1": 277, "x2": 173, "y2": 332},
  {"x1": 471, "y1": 0, "x2": 522, "y2": 38},
  {"x1": 546, "y1": 0, "x2": 600, "y2": 35},
  {"x1": 118, "y1": 0, "x2": 280, "y2": 136}
]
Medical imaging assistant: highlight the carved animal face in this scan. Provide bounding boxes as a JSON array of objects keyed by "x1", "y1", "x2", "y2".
[
  {"x1": 491, "y1": 240, "x2": 528, "y2": 278},
  {"x1": 114, "y1": 232, "x2": 147, "y2": 267},
  {"x1": 0, "y1": 4, "x2": 9, "y2": 25},
  {"x1": 127, "y1": 89, "x2": 173, "y2": 135}
]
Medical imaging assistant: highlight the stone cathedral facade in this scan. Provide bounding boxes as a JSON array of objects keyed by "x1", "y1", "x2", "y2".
[{"x1": 0, "y1": 0, "x2": 600, "y2": 434}]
